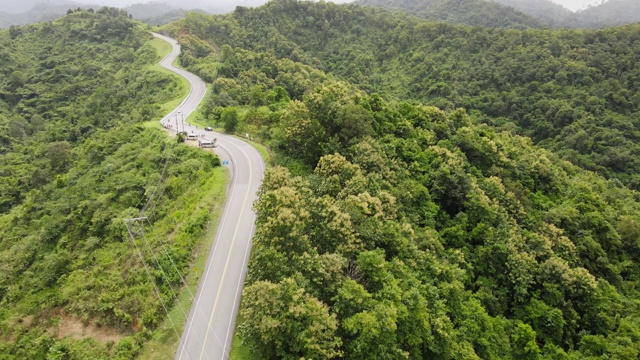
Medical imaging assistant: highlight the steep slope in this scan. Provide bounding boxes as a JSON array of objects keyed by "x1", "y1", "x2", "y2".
[
  {"x1": 166, "y1": 2, "x2": 640, "y2": 190},
  {"x1": 0, "y1": 8, "x2": 224, "y2": 359},
  {"x1": 356, "y1": 0, "x2": 544, "y2": 28}
]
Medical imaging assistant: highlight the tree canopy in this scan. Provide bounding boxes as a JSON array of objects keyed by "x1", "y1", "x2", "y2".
[
  {"x1": 166, "y1": 2, "x2": 640, "y2": 189},
  {"x1": 355, "y1": 0, "x2": 545, "y2": 29},
  {"x1": 0, "y1": 9, "x2": 222, "y2": 359},
  {"x1": 161, "y1": 2, "x2": 640, "y2": 358}
]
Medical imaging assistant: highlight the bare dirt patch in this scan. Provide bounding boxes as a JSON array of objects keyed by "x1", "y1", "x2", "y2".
[{"x1": 54, "y1": 313, "x2": 127, "y2": 343}]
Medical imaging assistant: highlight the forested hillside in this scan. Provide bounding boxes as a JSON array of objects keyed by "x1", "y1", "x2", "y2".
[
  {"x1": 0, "y1": 9, "x2": 221, "y2": 358},
  {"x1": 124, "y1": 3, "x2": 197, "y2": 26},
  {"x1": 361, "y1": 0, "x2": 640, "y2": 28},
  {"x1": 354, "y1": 0, "x2": 543, "y2": 28},
  {"x1": 162, "y1": 1, "x2": 640, "y2": 358},
  {"x1": 576, "y1": 0, "x2": 640, "y2": 29},
  {"x1": 491, "y1": 0, "x2": 577, "y2": 26},
  {"x1": 166, "y1": 2, "x2": 640, "y2": 190}
]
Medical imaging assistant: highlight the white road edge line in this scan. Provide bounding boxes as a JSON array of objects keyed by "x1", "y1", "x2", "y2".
[
  {"x1": 177, "y1": 139, "x2": 239, "y2": 360},
  {"x1": 198, "y1": 141, "x2": 253, "y2": 360}
]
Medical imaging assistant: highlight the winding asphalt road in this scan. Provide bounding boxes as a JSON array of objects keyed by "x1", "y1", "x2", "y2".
[{"x1": 152, "y1": 33, "x2": 265, "y2": 360}]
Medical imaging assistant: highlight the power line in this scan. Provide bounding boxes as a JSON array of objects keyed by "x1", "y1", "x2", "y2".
[
  {"x1": 138, "y1": 138, "x2": 175, "y2": 216},
  {"x1": 135, "y1": 219, "x2": 190, "y2": 318},
  {"x1": 132, "y1": 129, "x2": 172, "y2": 212},
  {"x1": 126, "y1": 217, "x2": 231, "y2": 359},
  {"x1": 140, "y1": 153, "x2": 170, "y2": 215},
  {"x1": 144, "y1": 146, "x2": 179, "y2": 220},
  {"x1": 124, "y1": 217, "x2": 182, "y2": 344},
  {"x1": 143, "y1": 217, "x2": 231, "y2": 359},
  {"x1": 145, "y1": 218, "x2": 194, "y2": 299}
]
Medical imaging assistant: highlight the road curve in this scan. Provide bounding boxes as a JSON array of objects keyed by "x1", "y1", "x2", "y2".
[{"x1": 152, "y1": 33, "x2": 265, "y2": 360}]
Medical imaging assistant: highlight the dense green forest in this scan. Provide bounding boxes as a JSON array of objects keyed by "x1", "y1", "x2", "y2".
[
  {"x1": 244, "y1": 93, "x2": 640, "y2": 359},
  {"x1": 354, "y1": 0, "x2": 544, "y2": 29},
  {"x1": 0, "y1": 9, "x2": 222, "y2": 359},
  {"x1": 166, "y1": 2, "x2": 640, "y2": 190},
  {"x1": 161, "y1": 1, "x2": 640, "y2": 358},
  {"x1": 2, "y1": 0, "x2": 640, "y2": 359}
]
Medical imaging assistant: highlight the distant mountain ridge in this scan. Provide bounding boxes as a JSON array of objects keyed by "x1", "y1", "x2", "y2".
[
  {"x1": 123, "y1": 2, "x2": 195, "y2": 26},
  {"x1": 0, "y1": 2, "x2": 79, "y2": 28},
  {"x1": 490, "y1": 0, "x2": 576, "y2": 26},
  {"x1": 576, "y1": 0, "x2": 640, "y2": 28},
  {"x1": 495, "y1": 0, "x2": 640, "y2": 27},
  {"x1": 360, "y1": 0, "x2": 640, "y2": 28},
  {"x1": 0, "y1": 1, "x2": 196, "y2": 28},
  {"x1": 355, "y1": 0, "x2": 544, "y2": 28},
  {"x1": 1, "y1": 0, "x2": 75, "y2": 14}
]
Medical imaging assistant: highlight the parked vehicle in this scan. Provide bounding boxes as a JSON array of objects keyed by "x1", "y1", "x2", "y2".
[
  {"x1": 198, "y1": 138, "x2": 217, "y2": 148},
  {"x1": 204, "y1": 126, "x2": 213, "y2": 131},
  {"x1": 186, "y1": 133, "x2": 199, "y2": 140}
]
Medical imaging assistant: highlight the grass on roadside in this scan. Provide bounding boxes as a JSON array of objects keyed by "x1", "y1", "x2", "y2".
[
  {"x1": 235, "y1": 137, "x2": 274, "y2": 169},
  {"x1": 148, "y1": 37, "x2": 191, "y2": 116},
  {"x1": 185, "y1": 84, "x2": 212, "y2": 126},
  {"x1": 229, "y1": 313, "x2": 252, "y2": 360},
  {"x1": 137, "y1": 166, "x2": 229, "y2": 360},
  {"x1": 148, "y1": 36, "x2": 211, "y2": 128}
]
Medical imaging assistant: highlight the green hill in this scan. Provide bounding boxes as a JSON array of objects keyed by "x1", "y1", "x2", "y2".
[
  {"x1": 491, "y1": 0, "x2": 576, "y2": 26},
  {"x1": 361, "y1": 0, "x2": 640, "y2": 29},
  {"x1": 161, "y1": 1, "x2": 640, "y2": 358},
  {"x1": 355, "y1": 0, "x2": 544, "y2": 28},
  {"x1": 165, "y1": 2, "x2": 640, "y2": 189},
  {"x1": 493, "y1": 0, "x2": 640, "y2": 28},
  {"x1": 576, "y1": 0, "x2": 640, "y2": 28},
  {"x1": 123, "y1": 2, "x2": 197, "y2": 26},
  {"x1": 0, "y1": 8, "x2": 222, "y2": 358},
  {"x1": 0, "y1": 2, "x2": 192, "y2": 29}
]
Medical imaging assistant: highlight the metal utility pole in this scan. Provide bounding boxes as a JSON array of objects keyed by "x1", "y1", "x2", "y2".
[
  {"x1": 180, "y1": 111, "x2": 185, "y2": 133},
  {"x1": 175, "y1": 112, "x2": 179, "y2": 132}
]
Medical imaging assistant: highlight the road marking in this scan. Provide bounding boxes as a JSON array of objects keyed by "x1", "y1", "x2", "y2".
[
  {"x1": 199, "y1": 141, "x2": 254, "y2": 360},
  {"x1": 177, "y1": 138, "x2": 239, "y2": 360},
  {"x1": 223, "y1": 204, "x2": 257, "y2": 356},
  {"x1": 155, "y1": 33, "x2": 266, "y2": 360},
  {"x1": 221, "y1": 140, "x2": 266, "y2": 356}
]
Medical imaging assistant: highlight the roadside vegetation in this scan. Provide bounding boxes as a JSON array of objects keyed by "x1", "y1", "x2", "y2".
[{"x1": 0, "y1": 8, "x2": 226, "y2": 359}]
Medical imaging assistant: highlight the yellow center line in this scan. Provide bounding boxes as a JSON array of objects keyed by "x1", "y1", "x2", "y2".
[{"x1": 199, "y1": 141, "x2": 254, "y2": 360}]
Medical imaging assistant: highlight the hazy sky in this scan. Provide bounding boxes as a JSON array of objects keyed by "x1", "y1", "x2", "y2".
[
  {"x1": 549, "y1": 0, "x2": 604, "y2": 11},
  {"x1": 65, "y1": 0, "x2": 612, "y2": 12},
  {"x1": 1, "y1": 0, "x2": 352, "y2": 14},
  {"x1": 0, "y1": 0, "x2": 614, "y2": 14}
]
